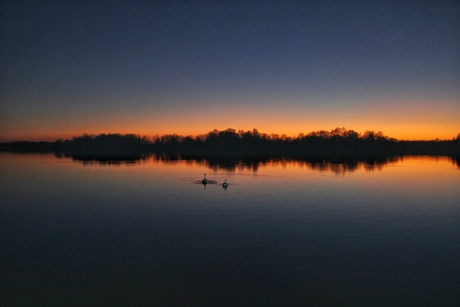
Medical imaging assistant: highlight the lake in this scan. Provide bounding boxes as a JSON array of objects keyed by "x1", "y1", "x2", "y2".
[{"x1": 1, "y1": 153, "x2": 459, "y2": 305}]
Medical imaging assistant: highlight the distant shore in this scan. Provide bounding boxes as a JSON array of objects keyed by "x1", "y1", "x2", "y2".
[{"x1": 1, "y1": 128, "x2": 459, "y2": 157}]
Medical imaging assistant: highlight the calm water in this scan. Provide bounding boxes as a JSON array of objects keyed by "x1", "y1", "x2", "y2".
[{"x1": 1, "y1": 153, "x2": 459, "y2": 306}]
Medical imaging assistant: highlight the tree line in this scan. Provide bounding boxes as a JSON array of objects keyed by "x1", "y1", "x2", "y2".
[{"x1": 1, "y1": 128, "x2": 460, "y2": 156}]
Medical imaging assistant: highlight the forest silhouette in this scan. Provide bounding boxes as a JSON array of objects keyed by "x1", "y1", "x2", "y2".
[{"x1": 1, "y1": 127, "x2": 459, "y2": 158}]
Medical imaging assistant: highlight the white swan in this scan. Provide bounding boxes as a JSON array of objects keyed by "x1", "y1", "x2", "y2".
[
  {"x1": 222, "y1": 179, "x2": 228, "y2": 188},
  {"x1": 202, "y1": 173, "x2": 208, "y2": 184}
]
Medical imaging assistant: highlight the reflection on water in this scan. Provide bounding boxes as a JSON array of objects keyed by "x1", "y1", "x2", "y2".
[
  {"x1": 1, "y1": 153, "x2": 459, "y2": 305},
  {"x1": 55, "y1": 152, "x2": 152, "y2": 165},
  {"x1": 53, "y1": 152, "x2": 460, "y2": 173}
]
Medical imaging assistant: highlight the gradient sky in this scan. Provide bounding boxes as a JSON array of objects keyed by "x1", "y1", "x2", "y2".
[{"x1": 1, "y1": 0, "x2": 459, "y2": 141}]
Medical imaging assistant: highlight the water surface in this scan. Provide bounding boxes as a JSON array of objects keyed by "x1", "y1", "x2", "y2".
[{"x1": 1, "y1": 153, "x2": 459, "y2": 305}]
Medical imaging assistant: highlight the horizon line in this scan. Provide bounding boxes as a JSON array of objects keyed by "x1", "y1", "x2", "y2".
[{"x1": 2, "y1": 127, "x2": 460, "y2": 143}]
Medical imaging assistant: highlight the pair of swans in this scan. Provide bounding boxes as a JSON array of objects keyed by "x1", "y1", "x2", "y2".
[{"x1": 202, "y1": 174, "x2": 228, "y2": 188}]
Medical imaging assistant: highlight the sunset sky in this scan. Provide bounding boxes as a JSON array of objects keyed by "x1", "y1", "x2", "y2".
[{"x1": 1, "y1": 1, "x2": 459, "y2": 141}]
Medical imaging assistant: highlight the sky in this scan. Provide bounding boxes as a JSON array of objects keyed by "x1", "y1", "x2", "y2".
[{"x1": 1, "y1": 0, "x2": 459, "y2": 141}]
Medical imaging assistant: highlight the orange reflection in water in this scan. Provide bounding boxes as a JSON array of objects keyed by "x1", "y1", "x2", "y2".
[
  {"x1": 64, "y1": 154, "x2": 459, "y2": 176},
  {"x1": 2, "y1": 153, "x2": 458, "y2": 203},
  {"x1": 138, "y1": 156, "x2": 460, "y2": 180},
  {"x1": 4, "y1": 153, "x2": 458, "y2": 186},
  {"x1": 359, "y1": 156, "x2": 459, "y2": 183}
]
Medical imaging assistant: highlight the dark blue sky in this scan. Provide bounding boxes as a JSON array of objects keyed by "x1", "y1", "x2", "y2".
[{"x1": 1, "y1": 1, "x2": 459, "y2": 140}]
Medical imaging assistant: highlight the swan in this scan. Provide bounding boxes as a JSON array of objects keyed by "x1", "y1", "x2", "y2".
[
  {"x1": 202, "y1": 174, "x2": 208, "y2": 184},
  {"x1": 222, "y1": 179, "x2": 228, "y2": 188}
]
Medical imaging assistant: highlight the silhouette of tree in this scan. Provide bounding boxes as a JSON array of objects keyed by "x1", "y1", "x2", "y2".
[{"x1": 2, "y1": 128, "x2": 459, "y2": 157}]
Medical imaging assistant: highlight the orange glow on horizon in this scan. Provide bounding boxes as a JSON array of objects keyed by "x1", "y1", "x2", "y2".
[
  {"x1": 1, "y1": 100, "x2": 459, "y2": 142},
  {"x1": 1, "y1": 123, "x2": 459, "y2": 142}
]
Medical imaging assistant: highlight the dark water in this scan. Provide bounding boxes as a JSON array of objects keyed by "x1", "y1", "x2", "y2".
[{"x1": 1, "y1": 153, "x2": 459, "y2": 306}]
